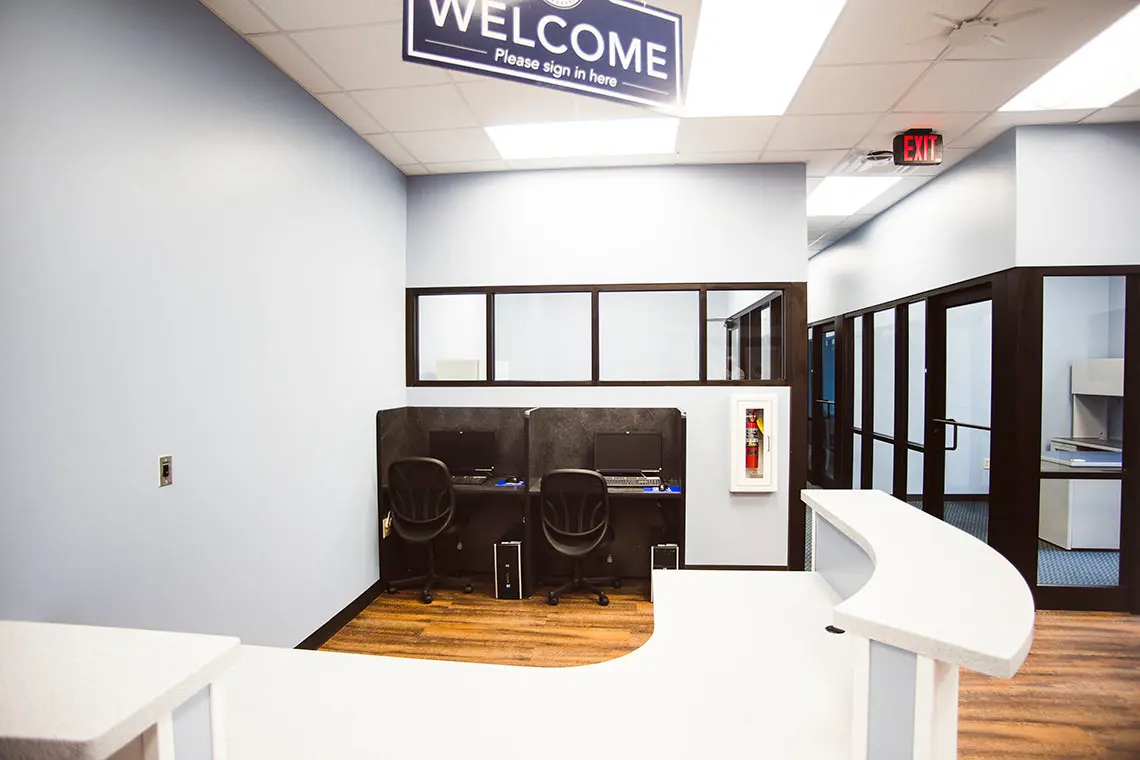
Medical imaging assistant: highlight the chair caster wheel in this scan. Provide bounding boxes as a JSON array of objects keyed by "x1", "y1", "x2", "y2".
[
  {"x1": 613, "y1": 579, "x2": 622, "y2": 589},
  {"x1": 598, "y1": 594, "x2": 610, "y2": 606},
  {"x1": 464, "y1": 584, "x2": 473, "y2": 594},
  {"x1": 421, "y1": 592, "x2": 433, "y2": 604},
  {"x1": 548, "y1": 594, "x2": 559, "y2": 606}
]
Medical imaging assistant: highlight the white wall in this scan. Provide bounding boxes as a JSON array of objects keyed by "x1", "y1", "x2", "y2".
[
  {"x1": 807, "y1": 131, "x2": 1018, "y2": 322},
  {"x1": 1041, "y1": 276, "x2": 1125, "y2": 450},
  {"x1": 1016, "y1": 123, "x2": 1140, "y2": 267},
  {"x1": 407, "y1": 387, "x2": 793, "y2": 567},
  {"x1": 0, "y1": 0, "x2": 406, "y2": 647},
  {"x1": 406, "y1": 163, "x2": 807, "y2": 287}
]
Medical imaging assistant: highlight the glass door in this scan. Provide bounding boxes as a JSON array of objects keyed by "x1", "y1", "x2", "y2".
[
  {"x1": 923, "y1": 288, "x2": 993, "y2": 539},
  {"x1": 810, "y1": 323, "x2": 838, "y2": 488}
]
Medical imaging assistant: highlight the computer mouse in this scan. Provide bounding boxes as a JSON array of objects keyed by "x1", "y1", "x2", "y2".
[{"x1": 506, "y1": 475, "x2": 521, "y2": 484}]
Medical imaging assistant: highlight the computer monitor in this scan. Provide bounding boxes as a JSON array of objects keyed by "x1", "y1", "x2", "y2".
[
  {"x1": 593, "y1": 432, "x2": 662, "y2": 474},
  {"x1": 428, "y1": 430, "x2": 496, "y2": 474}
]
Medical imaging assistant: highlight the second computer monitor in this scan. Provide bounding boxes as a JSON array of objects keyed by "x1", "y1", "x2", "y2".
[
  {"x1": 429, "y1": 430, "x2": 496, "y2": 474},
  {"x1": 593, "y1": 432, "x2": 662, "y2": 474}
]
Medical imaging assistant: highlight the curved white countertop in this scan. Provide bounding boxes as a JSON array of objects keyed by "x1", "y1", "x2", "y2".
[
  {"x1": 0, "y1": 621, "x2": 239, "y2": 760},
  {"x1": 803, "y1": 489, "x2": 1035, "y2": 679}
]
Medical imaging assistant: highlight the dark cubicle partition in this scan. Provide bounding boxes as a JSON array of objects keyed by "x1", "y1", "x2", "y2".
[
  {"x1": 526, "y1": 407, "x2": 685, "y2": 483},
  {"x1": 377, "y1": 406, "x2": 528, "y2": 483},
  {"x1": 376, "y1": 407, "x2": 529, "y2": 579}
]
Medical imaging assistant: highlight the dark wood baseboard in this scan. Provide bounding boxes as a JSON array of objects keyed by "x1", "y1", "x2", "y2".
[
  {"x1": 296, "y1": 579, "x2": 387, "y2": 650},
  {"x1": 683, "y1": 564, "x2": 788, "y2": 571}
]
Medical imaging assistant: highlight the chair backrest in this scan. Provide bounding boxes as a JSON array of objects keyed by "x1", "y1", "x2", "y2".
[
  {"x1": 387, "y1": 457, "x2": 455, "y2": 542},
  {"x1": 540, "y1": 469, "x2": 610, "y2": 555}
]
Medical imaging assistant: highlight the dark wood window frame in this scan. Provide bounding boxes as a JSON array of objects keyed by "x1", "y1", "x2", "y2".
[{"x1": 407, "y1": 282, "x2": 802, "y2": 388}]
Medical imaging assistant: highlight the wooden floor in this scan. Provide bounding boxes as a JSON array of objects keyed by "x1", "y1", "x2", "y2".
[
  {"x1": 321, "y1": 580, "x2": 653, "y2": 668},
  {"x1": 322, "y1": 589, "x2": 1140, "y2": 758}
]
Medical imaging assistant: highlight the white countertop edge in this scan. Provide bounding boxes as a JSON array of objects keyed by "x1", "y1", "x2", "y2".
[{"x1": 803, "y1": 489, "x2": 1034, "y2": 679}]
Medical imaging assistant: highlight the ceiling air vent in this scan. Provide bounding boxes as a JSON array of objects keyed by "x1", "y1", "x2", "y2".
[{"x1": 835, "y1": 150, "x2": 917, "y2": 177}]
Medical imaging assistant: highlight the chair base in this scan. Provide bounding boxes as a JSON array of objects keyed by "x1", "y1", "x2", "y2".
[
  {"x1": 386, "y1": 573, "x2": 472, "y2": 604},
  {"x1": 546, "y1": 562, "x2": 620, "y2": 606}
]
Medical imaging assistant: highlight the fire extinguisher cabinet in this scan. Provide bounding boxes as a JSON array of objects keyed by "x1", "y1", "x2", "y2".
[{"x1": 729, "y1": 394, "x2": 778, "y2": 493}]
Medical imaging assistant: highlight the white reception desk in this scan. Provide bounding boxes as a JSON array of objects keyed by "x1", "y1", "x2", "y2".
[{"x1": 2, "y1": 490, "x2": 1034, "y2": 760}]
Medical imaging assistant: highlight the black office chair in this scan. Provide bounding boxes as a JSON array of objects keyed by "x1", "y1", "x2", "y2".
[
  {"x1": 385, "y1": 457, "x2": 473, "y2": 604},
  {"x1": 539, "y1": 469, "x2": 620, "y2": 607}
]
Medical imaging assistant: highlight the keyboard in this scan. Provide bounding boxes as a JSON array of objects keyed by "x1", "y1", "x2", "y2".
[
  {"x1": 451, "y1": 475, "x2": 488, "y2": 485},
  {"x1": 604, "y1": 476, "x2": 661, "y2": 488}
]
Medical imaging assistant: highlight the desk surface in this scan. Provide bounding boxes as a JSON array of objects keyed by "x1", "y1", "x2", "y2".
[
  {"x1": 1052, "y1": 436, "x2": 1123, "y2": 453},
  {"x1": 0, "y1": 621, "x2": 239, "y2": 760},
  {"x1": 804, "y1": 489, "x2": 1035, "y2": 679},
  {"x1": 226, "y1": 571, "x2": 853, "y2": 760},
  {"x1": 527, "y1": 478, "x2": 682, "y2": 497}
]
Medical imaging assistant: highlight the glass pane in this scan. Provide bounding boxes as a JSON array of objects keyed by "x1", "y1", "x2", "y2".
[
  {"x1": 494, "y1": 292, "x2": 591, "y2": 381},
  {"x1": 853, "y1": 316, "x2": 863, "y2": 429},
  {"x1": 908, "y1": 301, "x2": 926, "y2": 444},
  {"x1": 852, "y1": 434, "x2": 862, "y2": 489},
  {"x1": 945, "y1": 301, "x2": 991, "y2": 496},
  {"x1": 907, "y1": 448, "x2": 923, "y2": 502},
  {"x1": 600, "y1": 291, "x2": 700, "y2": 381},
  {"x1": 1038, "y1": 275, "x2": 1125, "y2": 587},
  {"x1": 873, "y1": 309, "x2": 895, "y2": 435},
  {"x1": 418, "y1": 294, "x2": 486, "y2": 380},
  {"x1": 822, "y1": 330, "x2": 836, "y2": 481},
  {"x1": 873, "y1": 438, "x2": 893, "y2": 492},
  {"x1": 707, "y1": 289, "x2": 781, "y2": 380}
]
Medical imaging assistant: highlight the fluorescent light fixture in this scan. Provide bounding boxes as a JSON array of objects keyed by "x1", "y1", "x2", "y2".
[
  {"x1": 485, "y1": 118, "x2": 679, "y2": 160},
  {"x1": 1000, "y1": 5, "x2": 1140, "y2": 111},
  {"x1": 807, "y1": 176, "x2": 900, "y2": 217},
  {"x1": 685, "y1": 0, "x2": 847, "y2": 117}
]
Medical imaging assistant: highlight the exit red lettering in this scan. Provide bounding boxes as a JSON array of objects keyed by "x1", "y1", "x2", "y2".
[{"x1": 903, "y1": 134, "x2": 938, "y2": 163}]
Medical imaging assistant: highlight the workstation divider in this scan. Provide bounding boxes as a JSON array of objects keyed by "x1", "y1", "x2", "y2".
[{"x1": 376, "y1": 406, "x2": 687, "y2": 599}]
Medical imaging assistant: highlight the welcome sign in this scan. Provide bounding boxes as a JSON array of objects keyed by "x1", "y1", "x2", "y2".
[{"x1": 404, "y1": 0, "x2": 683, "y2": 109}]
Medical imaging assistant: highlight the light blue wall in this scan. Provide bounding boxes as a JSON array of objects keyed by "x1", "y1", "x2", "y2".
[
  {"x1": 0, "y1": 0, "x2": 407, "y2": 647},
  {"x1": 807, "y1": 131, "x2": 1018, "y2": 322},
  {"x1": 1016, "y1": 123, "x2": 1140, "y2": 267}
]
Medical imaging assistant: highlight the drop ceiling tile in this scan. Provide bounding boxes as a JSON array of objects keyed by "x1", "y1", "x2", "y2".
[
  {"x1": 457, "y1": 79, "x2": 582, "y2": 125},
  {"x1": 366, "y1": 134, "x2": 417, "y2": 167},
  {"x1": 402, "y1": 164, "x2": 429, "y2": 175},
  {"x1": 907, "y1": 147, "x2": 973, "y2": 176},
  {"x1": 675, "y1": 117, "x2": 779, "y2": 153},
  {"x1": 1116, "y1": 89, "x2": 1140, "y2": 107},
  {"x1": 315, "y1": 93, "x2": 384, "y2": 134},
  {"x1": 835, "y1": 214, "x2": 874, "y2": 231},
  {"x1": 675, "y1": 151, "x2": 760, "y2": 165},
  {"x1": 248, "y1": 34, "x2": 338, "y2": 93},
  {"x1": 573, "y1": 97, "x2": 660, "y2": 121},
  {"x1": 250, "y1": 0, "x2": 401, "y2": 30},
  {"x1": 788, "y1": 63, "x2": 931, "y2": 116},
  {"x1": 856, "y1": 176, "x2": 930, "y2": 215},
  {"x1": 814, "y1": 0, "x2": 983, "y2": 65},
  {"x1": 355, "y1": 85, "x2": 477, "y2": 132},
  {"x1": 765, "y1": 114, "x2": 881, "y2": 152},
  {"x1": 943, "y1": 0, "x2": 1137, "y2": 62},
  {"x1": 504, "y1": 155, "x2": 677, "y2": 171},
  {"x1": 807, "y1": 177, "x2": 824, "y2": 194},
  {"x1": 895, "y1": 59, "x2": 1059, "y2": 113},
  {"x1": 292, "y1": 24, "x2": 450, "y2": 90},
  {"x1": 1081, "y1": 106, "x2": 1140, "y2": 124},
  {"x1": 425, "y1": 160, "x2": 511, "y2": 174},
  {"x1": 951, "y1": 109, "x2": 1094, "y2": 148},
  {"x1": 858, "y1": 111, "x2": 988, "y2": 151},
  {"x1": 200, "y1": 0, "x2": 276, "y2": 34},
  {"x1": 760, "y1": 149, "x2": 849, "y2": 176},
  {"x1": 808, "y1": 217, "x2": 847, "y2": 236},
  {"x1": 395, "y1": 127, "x2": 501, "y2": 164}
]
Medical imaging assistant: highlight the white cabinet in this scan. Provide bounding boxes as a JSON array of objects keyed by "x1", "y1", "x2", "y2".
[{"x1": 1039, "y1": 479, "x2": 1121, "y2": 550}]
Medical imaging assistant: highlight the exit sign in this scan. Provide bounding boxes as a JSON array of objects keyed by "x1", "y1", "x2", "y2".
[{"x1": 893, "y1": 130, "x2": 943, "y2": 166}]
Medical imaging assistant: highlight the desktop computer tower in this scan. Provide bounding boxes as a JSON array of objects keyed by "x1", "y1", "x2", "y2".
[
  {"x1": 493, "y1": 540, "x2": 524, "y2": 600},
  {"x1": 649, "y1": 543, "x2": 679, "y2": 602}
]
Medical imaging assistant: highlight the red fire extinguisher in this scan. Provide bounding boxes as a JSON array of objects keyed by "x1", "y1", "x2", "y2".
[{"x1": 745, "y1": 410, "x2": 759, "y2": 470}]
